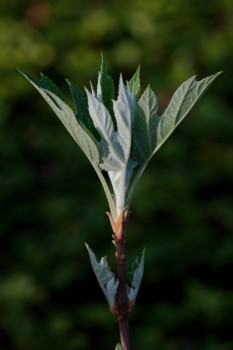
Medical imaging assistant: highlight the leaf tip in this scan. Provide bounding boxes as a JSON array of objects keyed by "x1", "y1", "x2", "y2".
[{"x1": 215, "y1": 70, "x2": 223, "y2": 77}]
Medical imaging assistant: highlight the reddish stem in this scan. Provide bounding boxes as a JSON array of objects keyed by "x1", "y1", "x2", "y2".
[
  {"x1": 108, "y1": 209, "x2": 131, "y2": 350},
  {"x1": 115, "y1": 236, "x2": 130, "y2": 349}
]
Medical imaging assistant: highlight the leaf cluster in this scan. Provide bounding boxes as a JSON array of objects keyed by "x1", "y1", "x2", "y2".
[{"x1": 18, "y1": 58, "x2": 221, "y2": 220}]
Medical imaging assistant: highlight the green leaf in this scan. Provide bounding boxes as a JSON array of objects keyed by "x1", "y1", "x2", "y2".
[
  {"x1": 133, "y1": 85, "x2": 158, "y2": 163},
  {"x1": 18, "y1": 69, "x2": 118, "y2": 220},
  {"x1": 127, "y1": 72, "x2": 222, "y2": 209},
  {"x1": 46, "y1": 91, "x2": 101, "y2": 161},
  {"x1": 40, "y1": 93, "x2": 117, "y2": 219},
  {"x1": 115, "y1": 344, "x2": 122, "y2": 350},
  {"x1": 18, "y1": 69, "x2": 99, "y2": 163},
  {"x1": 17, "y1": 68, "x2": 64, "y2": 101},
  {"x1": 127, "y1": 66, "x2": 141, "y2": 99},
  {"x1": 154, "y1": 72, "x2": 222, "y2": 154},
  {"x1": 66, "y1": 79, "x2": 100, "y2": 140},
  {"x1": 66, "y1": 79, "x2": 90, "y2": 128},
  {"x1": 97, "y1": 54, "x2": 115, "y2": 117},
  {"x1": 85, "y1": 244, "x2": 118, "y2": 307}
]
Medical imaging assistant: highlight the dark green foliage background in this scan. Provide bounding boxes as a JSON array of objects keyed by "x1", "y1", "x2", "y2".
[{"x1": 0, "y1": 1, "x2": 233, "y2": 349}]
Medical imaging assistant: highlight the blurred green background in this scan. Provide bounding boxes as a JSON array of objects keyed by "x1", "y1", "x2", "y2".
[{"x1": 0, "y1": 0, "x2": 233, "y2": 349}]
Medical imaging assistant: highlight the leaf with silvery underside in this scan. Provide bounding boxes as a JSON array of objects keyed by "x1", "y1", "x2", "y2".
[
  {"x1": 85, "y1": 244, "x2": 119, "y2": 308},
  {"x1": 85, "y1": 87, "x2": 124, "y2": 167},
  {"x1": 47, "y1": 91, "x2": 101, "y2": 160},
  {"x1": 127, "y1": 249, "x2": 145, "y2": 304},
  {"x1": 97, "y1": 54, "x2": 115, "y2": 118},
  {"x1": 87, "y1": 75, "x2": 136, "y2": 213},
  {"x1": 127, "y1": 65, "x2": 141, "y2": 100},
  {"x1": 18, "y1": 69, "x2": 118, "y2": 221},
  {"x1": 133, "y1": 85, "x2": 159, "y2": 163},
  {"x1": 113, "y1": 75, "x2": 135, "y2": 162},
  {"x1": 109, "y1": 76, "x2": 136, "y2": 213},
  {"x1": 18, "y1": 71, "x2": 100, "y2": 164},
  {"x1": 42, "y1": 93, "x2": 117, "y2": 219}
]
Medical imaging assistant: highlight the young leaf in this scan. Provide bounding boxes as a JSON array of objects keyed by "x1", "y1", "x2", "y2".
[
  {"x1": 113, "y1": 75, "x2": 135, "y2": 162},
  {"x1": 127, "y1": 72, "x2": 222, "y2": 208},
  {"x1": 85, "y1": 76, "x2": 137, "y2": 215},
  {"x1": 18, "y1": 69, "x2": 118, "y2": 221},
  {"x1": 97, "y1": 54, "x2": 115, "y2": 117},
  {"x1": 133, "y1": 85, "x2": 159, "y2": 163},
  {"x1": 85, "y1": 244, "x2": 119, "y2": 308},
  {"x1": 18, "y1": 69, "x2": 99, "y2": 162},
  {"x1": 108, "y1": 76, "x2": 136, "y2": 214},
  {"x1": 39, "y1": 85, "x2": 100, "y2": 163},
  {"x1": 67, "y1": 79, "x2": 101, "y2": 140},
  {"x1": 66, "y1": 79, "x2": 90, "y2": 129},
  {"x1": 17, "y1": 68, "x2": 64, "y2": 100},
  {"x1": 154, "y1": 72, "x2": 222, "y2": 154},
  {"x1": 115, "y1": 344, "x2": 122, "y2": 350},
  {"x1": 44, "y1": 92, "x2": 119, "y2": 218},
  {"x1": 127, "y1": 66, "x2": 141, "y2": 99},
  {"x1": 127, "y1": 249, "x2": 145, "y2": 304},
  {"x1": 49, "y1": 91, "x2": 101, "y2": 158},
  {"x1": 85, "y1": 87, "x2": 126, "y2": 175}
]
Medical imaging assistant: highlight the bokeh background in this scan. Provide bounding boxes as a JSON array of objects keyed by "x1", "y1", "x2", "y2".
[{"x1": 0, "y1": 1, "x2": 233, "y2": 349}]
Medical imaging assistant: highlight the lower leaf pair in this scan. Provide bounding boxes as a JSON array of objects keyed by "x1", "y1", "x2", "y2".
[{"x1": 85, "y1": 244, "x2": 145, "y2": 310}]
